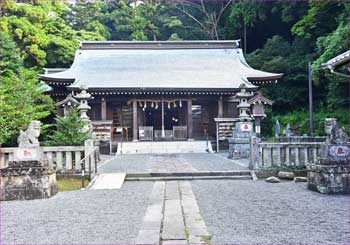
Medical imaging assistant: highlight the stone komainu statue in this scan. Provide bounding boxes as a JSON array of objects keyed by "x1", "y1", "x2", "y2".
[
  {"x1": 325, "y1": 118, "x2": 349, "y2": 144},
  {"x1": 17, "y1": 121, "x2": 41, "y2": 147}
]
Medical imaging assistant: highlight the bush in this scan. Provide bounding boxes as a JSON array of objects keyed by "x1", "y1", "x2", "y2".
[
  {"x1": 47, "y1": 107, "x2": 91, "y2": 146},
  {"x1": 267, "y1": 108, "x2": 350, "y2": 137}
]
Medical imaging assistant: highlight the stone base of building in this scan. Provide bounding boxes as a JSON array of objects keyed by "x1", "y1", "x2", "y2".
[
  {"x1": 307, "y1": 162, "x2": 350, "y2": 195},
  {"x1": 0, "y1": 160, "x2": 57, "y2": 201}
]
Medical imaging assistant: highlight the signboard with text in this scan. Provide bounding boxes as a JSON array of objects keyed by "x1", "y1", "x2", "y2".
[{"x1": 14, "y1": 148, "x2": 41, "y2": 161}]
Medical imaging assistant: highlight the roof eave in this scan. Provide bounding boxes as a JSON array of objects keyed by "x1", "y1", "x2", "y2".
[
  {"x1": 66, "y1": 86, "x2": 258, "y2": 92},
  {"x1": 247, "y1": 73, "x2": 284, "y2": 81},
  {"x1": 40, "y1": 75, "x2": 75, "y2": 83}
]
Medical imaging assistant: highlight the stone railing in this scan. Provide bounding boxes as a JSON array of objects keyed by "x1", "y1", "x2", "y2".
[
  {"x1": 0, "y1": 140, "x2": 100, "y2": 173},
  {"x1": 250, "y1": 137, "x2": 325, "y2": 169}
]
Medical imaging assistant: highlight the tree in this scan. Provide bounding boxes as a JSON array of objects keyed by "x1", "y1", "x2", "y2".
[
  {"x1": 0, "y1": 0, "x2": 105, "y2": 68},
  {"x1": 229, "y1": 0, "x2": 266, "y2": 53},
  {"x1": 47, "y1": 108, "x2": 91, "y2": 146},
  {"x1": 247, "y1": 35, "x2": 313, "y2": 113},
  {"x1": 176, "y1": 0, "x2": 232, "y2": 40},
  {"x1": 291, "y1": 1, "x2": 345, "y2": 40},
  {"x1": 0, "y1": 32, "x2": 54, "y2": 146},
  {"x1": 64, "y1": 0, "x2": 111, "y2": 39}
]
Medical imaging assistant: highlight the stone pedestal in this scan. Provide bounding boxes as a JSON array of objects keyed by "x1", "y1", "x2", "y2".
[
  {"x1": 308, "y1": 144, "x2": 350, "y2": 194},
  {"x1": 228, "y1": 121, "x2": 255, "y2": 158},
  {"x1": 0, "y1": 160, "x2": 57, "y2": 201}
]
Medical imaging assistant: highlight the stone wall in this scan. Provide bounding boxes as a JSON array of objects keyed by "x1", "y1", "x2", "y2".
[{"x1": 1, "y1": 160, "x2": 57, "y2": 201}]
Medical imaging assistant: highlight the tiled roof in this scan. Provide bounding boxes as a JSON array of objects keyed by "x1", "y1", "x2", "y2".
[{"x1": 40, "y1": 41, "x2": 283, "y2": 91}]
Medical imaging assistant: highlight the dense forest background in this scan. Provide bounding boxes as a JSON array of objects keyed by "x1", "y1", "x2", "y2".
[{"x1": 0, "y1": 0, "x2": 349, "y2": 145}]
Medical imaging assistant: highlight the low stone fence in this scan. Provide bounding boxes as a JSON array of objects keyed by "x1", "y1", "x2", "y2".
[
  {"x1": 0, "y1": 141, "x2": 100, "y2": 173},
  {"x1": 250, "y1": 137, "x2": 325, "y2": 169}
]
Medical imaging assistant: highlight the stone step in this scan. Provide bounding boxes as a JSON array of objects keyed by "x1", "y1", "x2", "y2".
[
  {"x1": 117, "y1": 141, "x2": 213, "y2": 154},
  {"x1": 127, "y1": 170, "x2": 252, "y2": 178},
  {"x1": 126, "y1": 171, "x2": 253, "y2": 181},
  {"x1": 126, "y1": 175, "x2": 252, "y2": 181}
]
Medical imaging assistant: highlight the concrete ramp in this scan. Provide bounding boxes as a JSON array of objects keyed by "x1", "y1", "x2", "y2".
[
  {"x1": 117, "y1": 141, "x2": 213, "y2": 154},
  {"x1": 89, "y1": 173, "x2": 126, "y2": 190}
]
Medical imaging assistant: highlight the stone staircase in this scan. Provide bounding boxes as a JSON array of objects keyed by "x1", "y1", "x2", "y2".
[
  {"x1": 126, "y1": 170, "x2": 254, "y2": 181},
  {"x1": 116, "y1": 141, "x2": 213, "y2": 154}
]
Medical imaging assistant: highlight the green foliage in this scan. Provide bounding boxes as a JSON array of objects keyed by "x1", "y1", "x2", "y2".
[
  {"x1": 0, "y1": 32, "x2": 22, "y2": 75},
  {"x1": 64, "y1": 0, "x2": 111, "y2": 39},
  {"x1": 108, "y1": 0, "x2": 184, "y2": 41},
  {"x1": 291, "y1": 1, "x2": 345, "y2": 40},
  {"x1": 247, "y1": 35, "x2": 312, "y2": 112},
  {"x1": 0, "y1": 32, "x2": 54, "y2": 146},
  {"x1": 1, "y1": 0, "x2": 105, "y2": 68},
  {"x1": 47, "y1": 108, "x2": 91, "y2": 146},
  {"x1": 0, "y1": 70, "x2": 54, "y2": 146},
  {"x1": 268, "y1": 108, "x2": 350, "y2": 137},
  {"x1": 230, "y1": 1, "x2": 267, "y2": 31}
]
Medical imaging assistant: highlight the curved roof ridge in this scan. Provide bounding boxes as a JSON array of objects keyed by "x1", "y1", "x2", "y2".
[{"x1": 80, "y1": 40, "x2": 241, "y2": 50}]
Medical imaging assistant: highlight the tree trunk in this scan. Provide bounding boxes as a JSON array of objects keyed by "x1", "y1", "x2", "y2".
[{"x1": 244, "y1": 22, "x2": 247, "y2": 54}]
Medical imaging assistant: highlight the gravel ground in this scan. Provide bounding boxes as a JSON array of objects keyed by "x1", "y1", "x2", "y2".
[
  {"x1": 1, "y1": 182, "x2": 153, "y2": 244},
  {"x1": 99, "y1": 153, "x2": 247, "y2": 173},
  {"x1": 191, "y1": 180, "x2": 350, "y2": 244}
]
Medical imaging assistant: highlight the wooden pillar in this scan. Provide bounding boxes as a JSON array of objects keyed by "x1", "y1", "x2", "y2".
[
  {"x1": 218, "y1": 96, "x2": 223, "y2": 118},
  {"x1": 161, "y1": 98, "x2": 165, "y2": 138},
  {"x1": 101, "y1": 97, "x2": 106, "y2": 120},
  {"x1": 187, "y1": 99, "x2": 193, "y2": 140},
  {"x1": 133, "y1": 100, "x2": 138, "y2": 141}
]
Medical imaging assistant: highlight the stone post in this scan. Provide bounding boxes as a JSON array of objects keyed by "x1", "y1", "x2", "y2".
[
  {"x1": 255, "y1": 117, "x2": 261, "y2": 137},
  {"x1": 249, "y1": 136, "x2": 261, "y2": 170},
  {"x1": 84, "y1": 139, "x2": 94, "y2": 175}
]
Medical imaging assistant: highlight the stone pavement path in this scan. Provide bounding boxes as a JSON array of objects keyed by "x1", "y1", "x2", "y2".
[
  {"x1": 89, "y1": 173, "x2": 126, "y2": 190},
  {"x1": 135, "y1": 181, "x2": 210, "y2": 245},
  {"x1": 99, "y1": 153, "x2": 248, "y2": 174}
]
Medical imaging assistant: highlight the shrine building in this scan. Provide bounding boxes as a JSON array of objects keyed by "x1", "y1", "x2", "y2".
[{"x1": 40, "y1": 40, "x2": 282, "y2": 146}]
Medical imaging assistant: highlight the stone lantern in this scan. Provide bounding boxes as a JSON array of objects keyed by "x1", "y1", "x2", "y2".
[
  {"x1": 74, "y1": 85, "x2": 92, "y2": 131},
  {"x1": 55, "y1": 94, "x2": 80, "y2": 117},
  {"x1": 228, "y1": 84, "x2": 255, "y2": 159},
  {"x1": 248, "y1": 91, "x2": 273, "y2": 137},
  {"x1": 236, "y1": 84, "x2": 253, "y2": 121}
]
